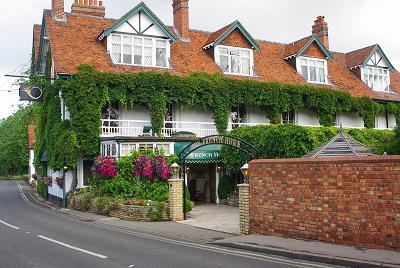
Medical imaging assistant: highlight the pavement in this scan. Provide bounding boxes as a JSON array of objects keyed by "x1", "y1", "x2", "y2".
[
  {"x1": 0, "y1": 180, "x2": 343, "y2": 268},
  {"x1": 180, "y1": 203, "x2": 240, "y2": 234},
  {"x1": 17, "y1": 180, "x2": 400, "y2": 268},
  {"x1": 213, "y1": 235, "x2": 400, "y2": 268}
]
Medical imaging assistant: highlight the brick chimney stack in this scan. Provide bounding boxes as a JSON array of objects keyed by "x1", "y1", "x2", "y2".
[
  {"x1": 52, "y1": 0, "x2": 66, "y2": 21},
  {"x1": 71, "y1": 0, "x2": 106, "y2": 17},
  {"x1": 312, "y1": 16, "x2": 329, "y2": 50},
  {"x1": 172, "y1": 0, "x2": 190, "y2": 40}
]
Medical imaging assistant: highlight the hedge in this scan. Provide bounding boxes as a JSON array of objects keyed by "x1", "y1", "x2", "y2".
[{"x1": 221, "y1": 124, "x2": 395, "y2": 170}]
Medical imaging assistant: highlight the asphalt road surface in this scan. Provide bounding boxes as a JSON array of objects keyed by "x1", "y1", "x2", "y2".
[{"x1": 0, "y1": 180, "x2": 339, "y2": 268}]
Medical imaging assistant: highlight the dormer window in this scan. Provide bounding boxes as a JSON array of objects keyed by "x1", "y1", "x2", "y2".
[
  {"x1": 297, "y1": 56, "x2": 328, "y2": 84},
  {"x1": 110, "y1": 34, "x2": 169, "y2": 68},
  {"x1": 216, "y1": 45, "x2": 253, "y2": 76},
  {"x1": 362, "y1": 66, "x2": 390, "y2": 92}
]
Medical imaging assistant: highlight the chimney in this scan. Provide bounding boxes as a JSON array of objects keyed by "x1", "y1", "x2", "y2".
[
  {"x1": 71, "y1": 0, "x2": 106, "y2": 17},
  {"x1": 312, "y1": 16, "x2": 329, "y2": 50},
  {"x1": 52, "y1": 0, "x2": 66, "y2": 20},
  {"x1": 172, "y1": 0, "x2": 190, "y2": 40}
]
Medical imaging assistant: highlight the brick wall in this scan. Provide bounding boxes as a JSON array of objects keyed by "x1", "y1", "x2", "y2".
[
  {"x1": 303, "y1": 42, "x2": 326, "y2": 58},
  {"x1": 220, "y1": 29, "x2": 252, "y2": 49},
  {"x1": 249, "y1": 156, "x2": 400, "y2": 250}
]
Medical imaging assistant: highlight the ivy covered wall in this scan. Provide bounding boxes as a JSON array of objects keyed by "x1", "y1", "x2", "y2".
[{"x1": 33, "y1": 64, "x2": 400, "y2": 171}]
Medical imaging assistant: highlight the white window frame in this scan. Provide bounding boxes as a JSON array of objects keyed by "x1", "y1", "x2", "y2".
[
  {"x1": 296, "y1": 56, "x2": 328, "y2": 85},
  {"x1": 282, "y1": 110, "x2": 297, "y2": 124},
  {"x1": 361, "y1": 66, "x2": 390, "y2": 92},
  {"x1": 214, "y1": 45, "x2": 254, "y2": 77},
  {"x1": 119, "y1": 142, "x2": 174, "y2": 157},
  {"x1": 108, "y1": 33, "x2": 170, "y2": 69}
]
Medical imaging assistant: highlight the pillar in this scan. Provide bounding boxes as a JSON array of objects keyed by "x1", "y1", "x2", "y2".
[
  {"x1": 238, "y1": 183, "x2": 250, "y2": 234},
  {"x1": 169, "y1": 178, "x2": 184, "y2": 221}
]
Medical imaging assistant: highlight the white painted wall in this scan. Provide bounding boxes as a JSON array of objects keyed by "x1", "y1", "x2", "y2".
[
  {"x1": 28, "y1": 149, "x2": 36, "y2": 184},
  {"x1": 47, "y1": 168, "x2": 63, "y2": 198},
  {"x1": 247, "y1": 107, "x2": 269, "y2": 124},
  {"x1": 120, "y1": 105, "x2": 151, "y2": 121},
  {"x1": 375, "y1": 112, "x2": 397, "y2": 129},
  {"x1": 65, "y1": 170, "x2": 73, "y2": 194},
  {"x1": 77, "y1": 154, "x2": 84, "y2": 189},
  {"x1": 297, "y1": 108, "x2": 320, "y2": 127},
  {"x1": 388, "y1": 113, "x2": 397, "y2": 129},
  {"x1": 337, "y1": 112, "x2": 364, "y2": 128},
  {"x1": 175, "y1": 105, "x2": 217, "y2": 131}
]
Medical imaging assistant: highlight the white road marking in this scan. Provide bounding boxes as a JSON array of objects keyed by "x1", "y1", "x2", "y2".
[
  {"x1": 128, "y1": 265, "x2": 135, "y2": 267},
  {"x1": 37, "y1": 235, "x2": 108, "y2": 259},
  {"x1": 17, "y1": 182, "x2": 333, "y2": 268},
  {"x1": 0, "y1": 220, "x2": 20, "y2": 230}
]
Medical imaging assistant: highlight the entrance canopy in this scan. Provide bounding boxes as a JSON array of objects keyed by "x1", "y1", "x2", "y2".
[{"x1": 175, "y1": 143, "x2": 222, "y2": 164}]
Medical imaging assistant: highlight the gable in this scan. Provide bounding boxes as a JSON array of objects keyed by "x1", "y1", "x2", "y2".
[
  {"x1": 98, "y1": 2, "x2": 176, "y2": 43},
  {"x1": 366, "y1": 49, "x2": 389, "y2": 68},
  {"x1": 203, "y1": 20, "x2": 260, "y2": 51},
  {"x1": 297, "y1": 35, "x2": 333, "y2": 61},
  {"x1": 112, "y1": 11, "x2": 167, "y2": 38},
  {"x1": 219, "y1": 28, "x2": 253, "y2": 49},
  {"x1": 303, "y1": 42, "x2": 326, "y2": 59}
]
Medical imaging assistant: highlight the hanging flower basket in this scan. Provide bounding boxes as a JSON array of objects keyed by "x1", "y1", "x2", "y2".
[
  {"x1": 43, "y1": 176, "x2": 52, "y2": 187},
  {"x1": 55, "y1": 177, "x2": 63, "y2": 188}
]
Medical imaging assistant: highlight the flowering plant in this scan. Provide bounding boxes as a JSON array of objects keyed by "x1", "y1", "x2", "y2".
[
  {"x1": 42, "y1": 176, "x2": 52, "y2": 186},
  {"x1": 124, "y1": 199, "x2": 146, "y2": 206},
  {"x1": 133, "y1": 156, "x2": 170, "y2": 182},
  {"x1": 91, "y1": 156, "x2": 118, "y2": 178},
  {"x1": 55, "y1": 177, "x2": 63, "y2": 188}
]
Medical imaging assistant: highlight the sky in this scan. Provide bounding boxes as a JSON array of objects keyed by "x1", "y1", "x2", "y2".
[{"x1": 0, "y1": 0, "x2": 399, "y2": 119}]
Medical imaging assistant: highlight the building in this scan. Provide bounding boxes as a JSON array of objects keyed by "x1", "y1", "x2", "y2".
[{"x1": 32, "y1": 0, "x2": 400, "y2": 203}]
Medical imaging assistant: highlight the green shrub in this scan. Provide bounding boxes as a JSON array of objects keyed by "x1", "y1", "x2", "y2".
[
  {"x1": 117, "y1": 155, "x2": 135, "y2": 179},
  {"x1": 221, "y1": 124, "x2": 394, "y2": 170},
  {"x1": 93, "y1": 176, "x2": 137, "y2": 198},
  {"x1": 37, "y1": 180, "x2": 45, "y2": 197},
  {"x1": 185, "y1": 199, "x2": 192, "y2": 213},
  {"x1": 135, "y1": 180, "x2": 169, "y2": 201},
  {"x1": 218, "y1": 175, "x2": 236, "y2": 199},
  {"x1": 344, "y1": 128, "x2": 395, "y2": 155},
  {"x1": 73, "y1": 191, "x2": 95, "y2": 211}
]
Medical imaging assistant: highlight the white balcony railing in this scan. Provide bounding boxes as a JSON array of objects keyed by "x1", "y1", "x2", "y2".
[{"x1": 100, "y1": 119, "x2": 260, "y2": 138}]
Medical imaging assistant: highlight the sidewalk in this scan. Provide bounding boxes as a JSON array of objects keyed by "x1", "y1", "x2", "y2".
[
  {"x1": 24, "y1": 182, "x2": 400, "y2": 267},
  {"x1": 212, "y1": 235, "x2": 400, "y2": 268}
]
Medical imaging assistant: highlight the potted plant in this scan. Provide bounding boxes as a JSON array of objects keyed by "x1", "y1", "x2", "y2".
[{"x1": 55, "y1": 177, "x2": 63, "y2": 188}]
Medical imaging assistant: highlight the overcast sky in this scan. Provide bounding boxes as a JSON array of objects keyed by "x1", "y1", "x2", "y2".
[{"x1": 0, "y1": 0, "x2": 399, "y2": 119}]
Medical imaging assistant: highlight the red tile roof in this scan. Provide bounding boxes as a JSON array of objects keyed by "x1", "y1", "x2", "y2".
[
  {"x1": 203, "y1": 21, "x2": 235, "y2": 47},
  {"x1": 283, "y1": 35, "x2": 313, "y2": 58},
  {"x1": 40, "y1": 10, "x2": 400, "y2": 102},
  {"x1": 345, "y1": 44, "x2": 376, "y2": 68}
]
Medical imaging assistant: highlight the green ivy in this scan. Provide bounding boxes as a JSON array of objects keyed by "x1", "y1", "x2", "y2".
[
  {"x1": 221, "y1": 124, "x2": 395, "y2": 170},
  {"x1": 33, "y1": 64, "x2": 400, "y2": 168}
]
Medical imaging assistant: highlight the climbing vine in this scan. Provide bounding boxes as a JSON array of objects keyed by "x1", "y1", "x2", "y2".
[{"x1": 34, "y1": 64, "x2": 400, "y2": 170}]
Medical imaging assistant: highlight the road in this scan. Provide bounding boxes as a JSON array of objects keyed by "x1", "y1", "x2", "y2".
[{"x1": 0, "y1": 180, "x2": 339, "y2": 268}]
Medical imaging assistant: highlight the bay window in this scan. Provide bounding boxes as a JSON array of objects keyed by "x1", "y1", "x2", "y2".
[
  {"x1": 298, "y1": 57, "x2": 328, "y2": 84},
  {"x1": 216, "y1": 45, "x2": 253, "y2": 76},
  {"x1": 362, "y1": 66, "x2": 390, "y2": 92},
  {"x1": 110, "y1": 34, "x2": 169, "y2": 68}
]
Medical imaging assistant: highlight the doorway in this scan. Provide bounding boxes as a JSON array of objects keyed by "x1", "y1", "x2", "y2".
[{"x1": 187, "y1": 164, "x2": 217, "y2": 203}]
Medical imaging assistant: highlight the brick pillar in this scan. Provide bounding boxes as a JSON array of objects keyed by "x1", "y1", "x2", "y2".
[
  {"x1": 169, "y1": 178, "x2": 184, "y2": 221},
  {"x1": 238, "y1": 183, "x2": 250, "y2": 235}
]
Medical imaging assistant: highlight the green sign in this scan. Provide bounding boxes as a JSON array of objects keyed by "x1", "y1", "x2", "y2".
[{"x1": 175, "y1": 143, "x2": 222, "y2": 163}]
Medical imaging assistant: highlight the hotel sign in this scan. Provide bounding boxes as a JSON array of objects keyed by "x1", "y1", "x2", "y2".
[{"x1": 179, "y1": 135, "x2": 258, "y2": 160}]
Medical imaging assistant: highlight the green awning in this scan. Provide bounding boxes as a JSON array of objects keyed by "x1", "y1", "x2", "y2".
[{"x1": 175, "y1": 142, "x2": 222, "y2": 163}]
